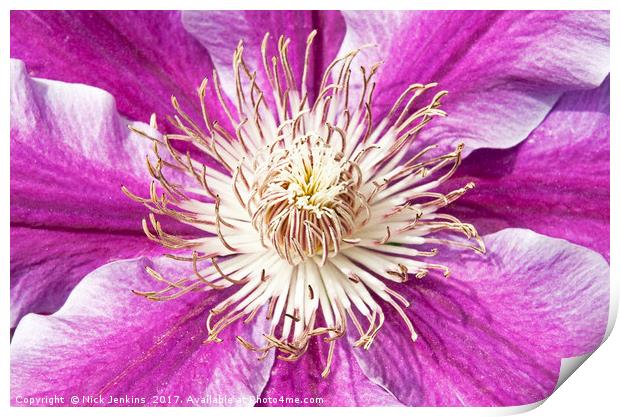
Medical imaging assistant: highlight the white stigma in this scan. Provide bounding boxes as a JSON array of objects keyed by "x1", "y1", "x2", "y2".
[{"x1": 251, "y1": 133, "x2": 366, "y2": 265}]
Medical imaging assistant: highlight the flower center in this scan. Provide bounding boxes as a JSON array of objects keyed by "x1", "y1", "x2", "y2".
[
  {"x1": 125, "y1": 30, "x2": 485, "y2": 378},
  {"x1": 250, "y1": 133, "x2": 368, "y2": 265}
]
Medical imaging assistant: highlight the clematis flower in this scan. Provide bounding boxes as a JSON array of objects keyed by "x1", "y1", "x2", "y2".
[{"x1": 10, "y1": 10, "x2": 610, "y2": 407}]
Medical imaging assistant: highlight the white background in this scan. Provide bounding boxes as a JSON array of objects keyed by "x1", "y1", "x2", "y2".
[{"x1": 532, "y1": 329, "x2": 619, "y2": 416}]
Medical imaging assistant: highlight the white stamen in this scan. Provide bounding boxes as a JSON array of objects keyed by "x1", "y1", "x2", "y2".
[{"x1": 125, "y1": 30, "x2": 485, "y2": 378}]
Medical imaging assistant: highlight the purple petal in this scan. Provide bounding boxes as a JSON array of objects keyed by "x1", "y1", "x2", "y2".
[
  {"x1": 259, "y1": 340, "x2": 401, "y2": 406},
  {"x1": 10, "y1": 10, "x2": 222, "y2": 126},
  {"x1": 11, "y1": 59, "x2": 157, "y2": 230},
  {"x1": 341, "y1": 11, "x2": 609, "y2": 154},
  {"x1": 11, "y1": 257, "x2": 273, "y2": 406},
  {"x1": 10, "y1": 59, "x2": 164, "y2": 325},
  {"x1": 449, "y1": 77, "x2": 610, "y2": 260},
  {"x1": 352, "y1": 228, "x2": 609, "y2": 406},
  {"x1": 181, "y1": 11, "x2": 345, "y2": 104},
  {"x1": 11, "y1": 227, "x2": 159, "y2": 329}
]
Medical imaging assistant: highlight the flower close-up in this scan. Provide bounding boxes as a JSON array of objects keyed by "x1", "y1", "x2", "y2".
[{"x1": 10, "y1": 10, "x2": 610, "y2": 407}]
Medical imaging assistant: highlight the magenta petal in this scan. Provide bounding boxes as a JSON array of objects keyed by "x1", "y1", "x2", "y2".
[
  {"x1": 10, "y1": 227, "x2": 159, "y2": 329},
  {"x1": 181, "y1": 11, "x2": 345, "y2": 103},
  {"x1": 260, "y1": 340, "x2": 401, "y2": 406},
  {"x1": 352, "y1": 228, "x2": 609, "y2": 406},
  {"x1": 10, "y1": 59, "x2": 159, "y2": 231},
  {"x1": 341, "y1": 11, "x2": 609, "y2": 154},
  {"x1": 450, "y1": 78, "x2": 610, "y2": 260},
  {"x1": 10, "y1": 10, "x2": 221, "y2": 125},
  {"x1": 11, "y1": 257, "x2": 274, "y2": 406},
  {"x1": 10, "y1": 59, "x2": 165, "y2": 326}
]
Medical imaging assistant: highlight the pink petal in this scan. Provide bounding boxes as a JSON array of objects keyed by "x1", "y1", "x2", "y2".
[
  {"x1": 10, "y1": 60, "x2": 168, "y2": 326},
  {"x1": 10, "y1": 10, "x2": 222, "y2": 126},
  {"x1": 260, "y1": 340, "x2": 401, "y2": 406},
  {"x1": 11, "y1": 257, "x2": 274, "y2": 406},
  {"x1": 341, "y1": 11, "x2": 609, "y2": 154},
  {"x1": 449, "y1": 78, "x2": 610, "y2": 260},
  {"x1": 351, "y1": 228, "x2": 609, "y2": 406},
  {"x1": 10, "y1": 227, "x2": 158, "y2": 329}
]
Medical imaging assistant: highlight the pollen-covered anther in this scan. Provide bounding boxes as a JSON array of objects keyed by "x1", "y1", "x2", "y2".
[{"x1": 125, "y1": 29, "x2": 485, "y2": 378}]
